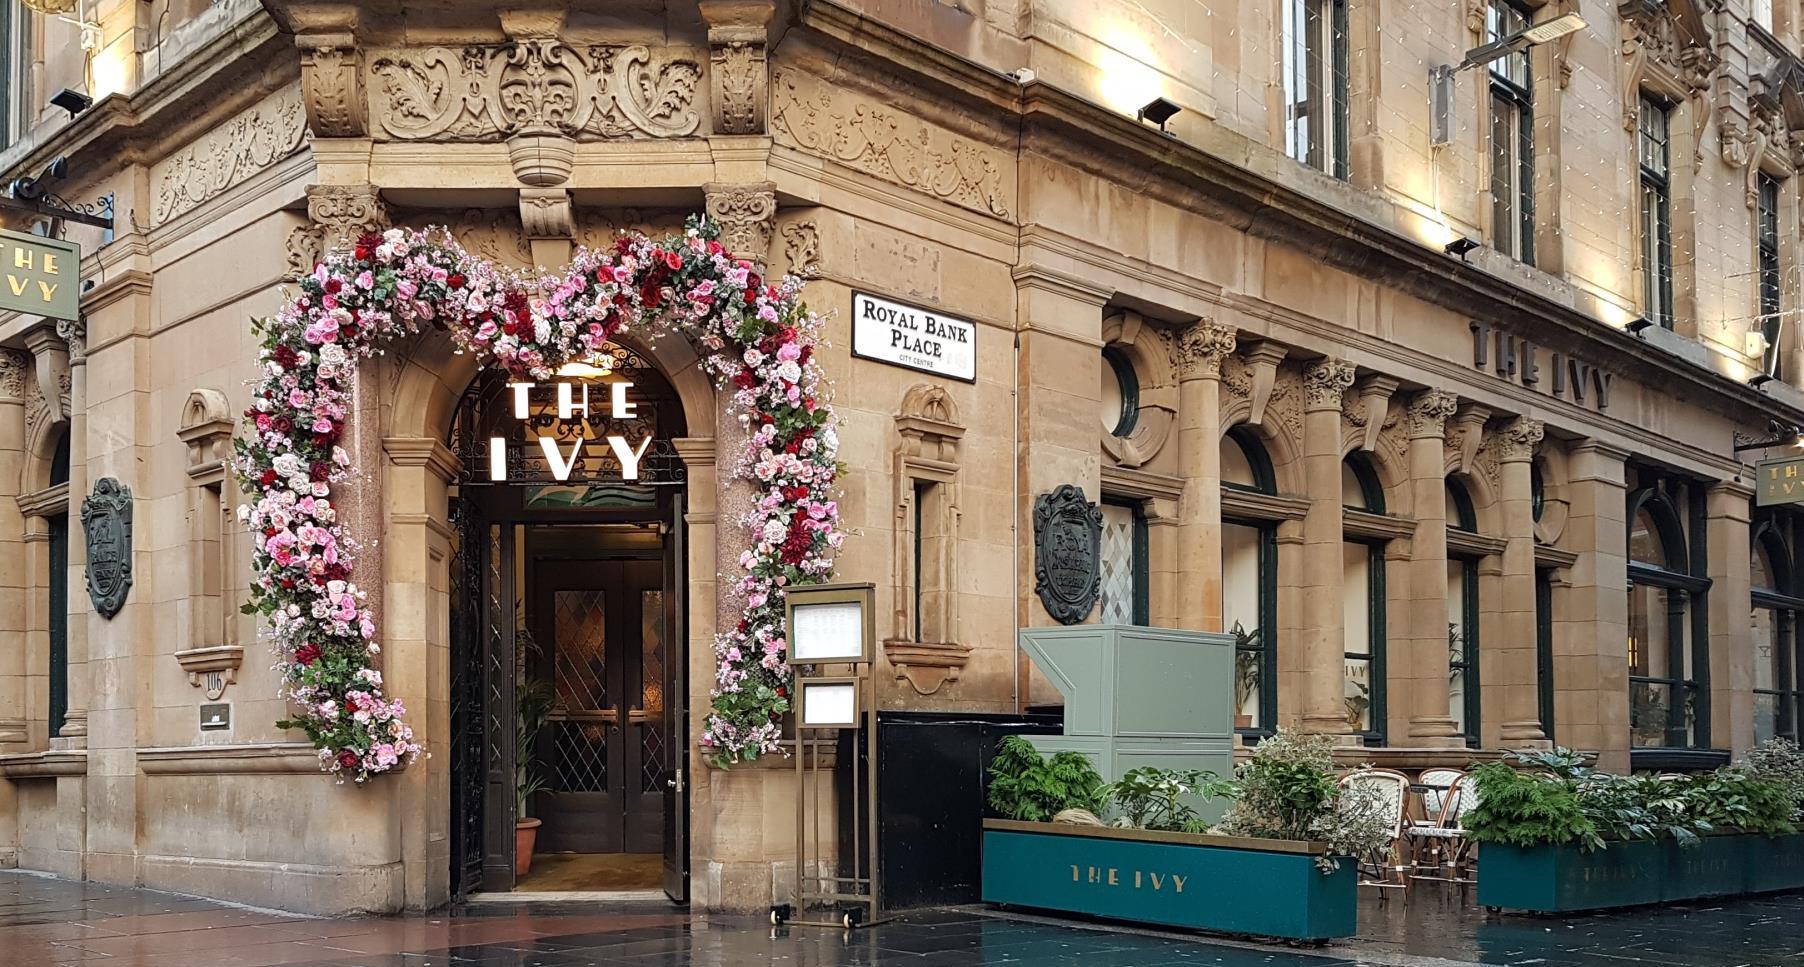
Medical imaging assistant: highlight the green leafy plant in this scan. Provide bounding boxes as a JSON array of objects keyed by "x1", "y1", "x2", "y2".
[
  {"x1": 1744, "y1": 737, "x2": 1804, "y2": 820},
  {"x1": 1463, "y1": 761, "x2": 1602, "y2": 851},
  {"x1": 1577, "y1": 772, "x2": 1707, "y2": 846},
  {"x1": 1107, "y1": 767, "x2": 1236, "y2": 833},
  {"x1": 1680, "y1": 769, "x2": 1796, "y2": 838},
  {"x1": 1231, "y1": 623, "x2": 1262, "y2": 714},
  {"x1": 1317, "y1": 780, "x2": 1402, "y2": 874},
  {"x1": 515, "y1": 677, "x2": 556, "y2": 820},
  {"x1": 986, "y1": 736, "x2": 1109, "y2": 822},
  {"x1": 1217, "y1": 730, "x2": 1339, "y2": 841}
]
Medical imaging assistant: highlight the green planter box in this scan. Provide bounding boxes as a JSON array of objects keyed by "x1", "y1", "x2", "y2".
[
  {"x1": 981, "y1": 820, "x2": 1356, "y2": 941},
  {"x1": 1478, "y1": 833, "x2": 1804, "y2": 913}
]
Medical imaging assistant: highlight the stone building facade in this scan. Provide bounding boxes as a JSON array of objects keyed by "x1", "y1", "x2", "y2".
[{"x1": 0, "y1": 0, "x2": 1803, "y2": 915}]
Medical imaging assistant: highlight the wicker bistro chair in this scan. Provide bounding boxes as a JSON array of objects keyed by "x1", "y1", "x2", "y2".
[
  {"x1": 1406, "y1": 768, "x2": 1465, "y2": 872},
  {"x1": 1406, "y1": 772, "x2": 1481, "y2": 885},
  {"x1": 1339, "y1": 768, "x2": 1412, "y2": 892}
]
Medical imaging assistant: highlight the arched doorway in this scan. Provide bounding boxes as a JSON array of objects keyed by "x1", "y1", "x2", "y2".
[{"x1": 445, "y1": 342, "x2": 690, "y2": 898}]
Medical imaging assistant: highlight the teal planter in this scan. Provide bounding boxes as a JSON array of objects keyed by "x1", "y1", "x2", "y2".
[
  {"x1": 982, "y1": 820, "x2": 1356, "y2": 941},
  {"x1": 1478, "y1": 833, "x2": 1804, "y2": 913}
]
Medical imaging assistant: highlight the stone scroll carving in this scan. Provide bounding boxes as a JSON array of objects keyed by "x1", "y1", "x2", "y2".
[
  {"x1": 368, "y1": 43, "x2": 703, "y2": 141},
  {"x1": 151, "y1": 86, "x2": 309, "y2": 226},
  {"x1": 770, "y1": 68, "x2": 1013, "y2": 219},
  {"x1": 1033, "y1": 485, "x2": 1103, "y2": 626}
]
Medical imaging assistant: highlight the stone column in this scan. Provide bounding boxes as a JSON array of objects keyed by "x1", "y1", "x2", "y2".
[
  {"x1": 1299, "y1": 358, "x2": 1356, "y2": 736},
  {"x1": 1174, "y1": 322, "x2": 1236, "y2": 632},
  {"x1": 0, "y1": 350, "x2": 27, "y2": 747},
  {"x1": 703, "y1": 182, "x2": 778, "y2": 268},
  {"x1": 1705, "y1": 480, "x2": 1755, "y2": 757},
  {"x1": 1561, "y1": 440, "x2": 1630, "y2": 769},
  {"x1": 1492, "y1": 417, "x2": 1549, "y2": 746},
  {"x1": 53, "y1": 320, "x2": 86, "y2": 745},
  {"x1": 1404, "y1": 390, "x2": 1461, "y2": 743}
]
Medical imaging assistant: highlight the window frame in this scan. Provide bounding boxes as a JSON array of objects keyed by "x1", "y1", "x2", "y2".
[
  {"x1": 1223, "y1": 428, "x2": 1280, "y2": 739},
  {"x1": 1282, "y1": 0, "x2": 1350, "y2": 180},
  {"x1": 1757, "y1": 172, "x2": 1783, "y2": 376},
  {"x1": 1639, "y1": 95, "x2": 1675, "y2": 329},
  {"x1": 1752, "y1": 519, "x2": 1803, "y2": 743},
  {"x1": 1342, "y1": 453, "x2": 1387, "y2": 746},
  {"x1": 1535, "y1": 565, "x2": 1556, "y2": 742},
  {"x1": 47, "y1": 430, "x2": 69, "y2": 740},
  {"x1": 1625, "y1": 486, "x2": 1712, "y2": 757},
  {"x1": 1447, "y1": 480, "x2": 1482, "y2": 748},
  {"x1": 1486, "y1": 0, "x2": 1536, "y2": 264},
  {"x1": 1100, "y1": 496, "x2": 1149, "y2": 626}
]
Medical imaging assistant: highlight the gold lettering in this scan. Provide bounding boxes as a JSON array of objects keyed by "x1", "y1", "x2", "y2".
[
  {"x1": 13, "y1": 248, "x2": 32, "y2": 270},
  {"x1": 1149, "y1": 872, "x2": 1164, "y2": 891},
  {"x1": 1172, "y1": 874, "x2": 1186, "y2": 894},
  {"x1": 6, "y1": 276, "x2": 24, "y2": 297},
  {"x1": 1071, "y1": 865, "x2": 1079, "y2": 883},
  {"x1": 1134, "y1": 871, "x2": 1143, "y2": 889},
  {"x1": 1788, "y1": 466, "x2": 1799, "y2": 479},
  {"x1": 42, "y1": 252, "x2": 58, "y2": 275},
  {"x1": 36, "y1": 281, "x2": 56, "y2": 302},
  {"x1": 1087, "y1": 866, "x2": 1101, "y2": 884},
  {"x1": 1107, "y1": 868, "x2": 1118, "y2": 886}
]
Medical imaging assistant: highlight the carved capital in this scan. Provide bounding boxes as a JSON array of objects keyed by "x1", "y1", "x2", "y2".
[
  {"x1": 1175, "y1": 322, "x2": 1237, "y2": 380},
  {"x1": 300, "y1": 43, "x2": 366, "y2": 138},
  {"x1": 704, "y1": 181, "x2": 777, "y2": 264},
  {"x1": 701, "y1": 2, "x2": 773, "y2": 135},
  {"x1": 1302, "y1": 358, "x2": 1356, "y2": 411},
  {"x1": 306, "y1": 184, "x2": 389, "y2": 252},
  {"x1": 1494, "y1": 416, "x2": 1545, "y2": 463},
  {"x1": 0, "y1": 349, "x2": 27, "y2": 403},
  {"x1": 55, "y1": 319, "x2": 86, "y2": 363},
  {"x1": 1405, "y1": 389, "x2": 1459, "y2": 439},
  {"x1": 518, "y1": 188, "x2": 574, "y2": 240}
]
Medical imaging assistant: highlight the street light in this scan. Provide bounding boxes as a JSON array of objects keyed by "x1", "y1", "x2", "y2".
[{"x1": 1431, "y1": 12, "x2": 1586, "y2": 146}]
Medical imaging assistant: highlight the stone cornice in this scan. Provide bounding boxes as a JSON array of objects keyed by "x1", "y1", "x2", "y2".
[
  {"x1": 381, "y1": 436, "x2": 461, "y2": 483},
  {"x1": 786, "y1": 0, "x2": 1804, "y2": 441},
  {"x1": 0, "y1": 749, "x2": 87, "y2": 779},
  {"x1": 138, "y1": 742, "x2": 335, "y2": 775}
]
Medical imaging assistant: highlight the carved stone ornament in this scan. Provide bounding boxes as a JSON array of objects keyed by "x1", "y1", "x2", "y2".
[
  {"x1": 781, "y1": 219, "x2": 821, "y2": 276},
  {"x1": 1406, "y1": 389, "x2": 1460, "y2": 439},
  {"x1": 1619, "y1": 0, "x2": 1717, "y2": 130},
  {"x1": 704, "y1": 181, "x2": 777, "y2": 263},
  {"x1": 1033, "y1": 485, "x2": 1103, "y2": 626},
  {"x1": 0, "y1": 349, "x2": 26, "y2": 402},
  {"x1": 368, "y1": 43, "x2": 702, "y2": 141},
  {"x1": 54, "y1": 318, "x2": 86, "y2": 362},
  {"x1": 1302, "y1": 358, "x2": 1357, "y2": 410},
  {"x1": 1494, "y1": 416, "x2": 1546, "y2": 463},
  {"x1": 20, "y1": 1, "x2": 77, "y2": 14},
  {"x1": 1175, "y1": 322, "x2": 1237, "y2": 380},
  {"x1": 300, "y1": 44, "x2": 366, "y2": 138},
  {"x1": 307, "y1": 183, "x2": 389, "y2": 252},
  {"x1": 81, "y1": 477, "x2": 134, "y2": 620},
  {"x1": 770, "y1": 68, "x2": 1013, "y2": 219},
  {"x1": 152, "y1": 86, "x2": 309, "y2": 226}
]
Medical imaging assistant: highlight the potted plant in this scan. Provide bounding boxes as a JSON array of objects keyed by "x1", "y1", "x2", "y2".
[
  {"x1": 514, "y1": 677, "x2": 555, "y2": 876},
  {"x1": 1231, "y1": 622, "x2": 1260, "y2": 729},
  {"x1": 1467, "y1": 742, "x2": 1804, "y2": 912},
  {"x1": 981, "y1": 731, "x2": 1386, "y2": 941}
]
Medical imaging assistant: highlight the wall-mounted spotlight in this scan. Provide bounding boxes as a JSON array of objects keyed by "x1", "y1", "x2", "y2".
[
  {"x1": 1749, "y1": 373, "x2": 1777, "y2": 390},
  {"x1": 50, "y1": 88, "x2": 93, "y2": 119},
  {"x1": 1626, "y1": 316, "x2": 1656, "y2": 338},
  {"x1": 1443, "y1": 236, "x2": 1482, "y2": 261},
  {"x1": 1431, "y1": 13, "x2": 1587, "y2": 146},
  {"x1": 1137, "y1": 97, "x2": 1181, "y2": 137}
]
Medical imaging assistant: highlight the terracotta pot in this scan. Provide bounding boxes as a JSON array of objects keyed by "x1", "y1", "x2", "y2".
[
  {"x1": 515, "y1": 818, "x2": 542, "y2": 876},
  {"x1": 1234, "y1": 714, "x2": 1253, "y2": 729}
]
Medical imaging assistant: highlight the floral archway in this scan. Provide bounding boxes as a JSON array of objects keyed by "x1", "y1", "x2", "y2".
[{"x1": 237, "y1": 219, "x2": 841, "y2": 782}]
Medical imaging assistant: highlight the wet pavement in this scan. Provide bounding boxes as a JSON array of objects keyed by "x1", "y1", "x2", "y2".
[{"x1": 2, "y1": 870, "x2": 1801, "y2": 967}]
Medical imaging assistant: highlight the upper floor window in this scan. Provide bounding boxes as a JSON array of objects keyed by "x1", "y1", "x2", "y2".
[
  {"x1": 1487, "y1": 0, "x2": 1535, "y2": 264},
  {"x1": 1753, "y1": 0, "x2": 1774, "y2": 33},
  {"x1": 1758, "y1": 172, "x2": 1782, "y2": 376},
  {"x1": 1, "y1": 1, "x2": 31, "y2": 150},
  {"x1": 1282, "y1": 0, "x2": 1350, "y2": 180},
  {"x1": 1639, "y1": 96, "x2": 1675, "y2": 329}
]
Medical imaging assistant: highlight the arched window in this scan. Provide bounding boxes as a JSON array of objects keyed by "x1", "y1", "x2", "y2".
[
  {"x1": 1627, "y1": 489, "x2": 1707, "y2": 750},
  {"x1": 1222, "y1": 429, "x2": 1278, "y2": 735},
  {"x1": 47, "y1": 430, "x2": 69, "y2": 739},
  {"x1": 1342, "y1": 453, "x2": 1386, "y2": 743},
  {"x1": 1446, "y1": 480, "x2": 1481, "y2": 747},
  {"x1": 1752, "y1": 520, "x2": 1803, "y2": 743}
]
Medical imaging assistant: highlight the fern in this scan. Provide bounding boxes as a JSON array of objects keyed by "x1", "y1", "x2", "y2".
[
  {"x1": 986, "y1": 736, "x2": 1108, "y2": 822},
  {"x1": 1462, "y1": 762, "x2": 1603, "y2": 851}
]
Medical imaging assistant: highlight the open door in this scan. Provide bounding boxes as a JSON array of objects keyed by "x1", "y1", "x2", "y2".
[
  {"x1": 480, "y1": 523, "x2": 518, "y2": 891},
  {"x1": 662, "y1": 493, "x2": 690, "y2": 902}
]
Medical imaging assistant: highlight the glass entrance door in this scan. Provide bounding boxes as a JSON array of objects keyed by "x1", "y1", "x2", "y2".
[{"x1": 527, "y1": 550, "x2": 669, "y2": 856}]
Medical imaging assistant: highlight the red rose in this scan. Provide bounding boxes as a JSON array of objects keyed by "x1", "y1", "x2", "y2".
[
  {"x1": 272, "y1": 417, "x2": 293, "y2": 434},
  {"x1": 797, "y1": 345, "x2": 812, "y2": 365},
  {"x1": 640, "y1": 284, "x2": 663, "y2": 309},
  {"x1": 732, "y1": 368, "x2": 757, "y2": 390},
  {"x1": 324, "y1": 278, "x2": 342, "y2": 295},
  {"x1": 260, "y1": 469, "x2": 278, "y2": 486},
  {"x1": 447, "y1": 272, "x2": 467, "y2": 289},
  {"x1": 280, "y1": 578, "x2": 296, "y2": 590},
  {"x1": 273, "y1": 345, "x2": 299, "y2": 368},
  {"x1": 708, "y1": 241, "x2": 723, "y2": 255},
  {"x1": 747, "y1": 273, "x2": 762, "y2": 292},
  {"x1": 294, "y1": 644, "x2": 321, "y2": 665},
  {"x1": 309, "y1": 462, "x2": 330, "y2": 482},
  {"x1": 337, "y1": 750, "x2": 361, "y2": 770},
  {"x1": 776, "y1": 686, "x2": 788, "y2": 699},
  {"x1": 663, "y1": 250, "x2": 683, "y2": 271}
]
